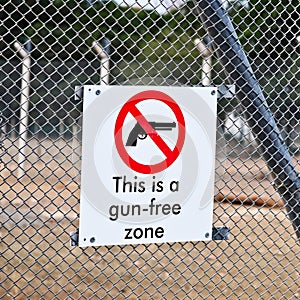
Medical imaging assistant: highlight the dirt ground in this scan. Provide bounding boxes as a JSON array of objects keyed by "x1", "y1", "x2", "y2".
[{"x1": 0, "y1": 139, "x2": 299, "y2": 299}]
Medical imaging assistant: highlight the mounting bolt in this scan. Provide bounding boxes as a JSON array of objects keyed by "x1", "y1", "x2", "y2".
[
  {"x1": 205, "y1": 232, "x2": 210, "y2": 238},
  {"x1": 90, "y1": 237, "x2": 96, "y2": 243},
  {"x1": 95, "y1": 90, "x2": 101, "y2": 95},
  {"x1": 211, "y1": 90, "x2": 216, "y2": 96}
]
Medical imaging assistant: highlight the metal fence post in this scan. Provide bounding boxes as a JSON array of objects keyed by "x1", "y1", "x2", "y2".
[
  {"x1": 14, "y1": 40, "x2": 31, "y2": 179},
  {"x1": 197, "y1": 0, "x2": 300, "y2": 239}
]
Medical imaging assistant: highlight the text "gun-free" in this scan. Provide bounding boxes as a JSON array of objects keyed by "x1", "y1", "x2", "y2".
[{"x1": 126, "y1": 122, "x2": 176, "y2": 146}]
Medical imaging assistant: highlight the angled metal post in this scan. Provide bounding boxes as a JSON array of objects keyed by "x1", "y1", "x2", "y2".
[
  {"x1": 92, "y1": 40, "x2": 110, "y2": 86},
  {"x1": 197, "y1": 0, "x2": 300, "y2": 239}
]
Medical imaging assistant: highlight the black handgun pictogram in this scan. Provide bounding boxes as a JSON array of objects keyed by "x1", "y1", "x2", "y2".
[{"x1": 126, "y1": 121, "x2": 176, "y2": 146}]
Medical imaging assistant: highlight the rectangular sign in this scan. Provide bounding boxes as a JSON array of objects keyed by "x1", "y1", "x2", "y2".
[{"x1": 79, "y1": 85, "x2": 217, "y2": 246}]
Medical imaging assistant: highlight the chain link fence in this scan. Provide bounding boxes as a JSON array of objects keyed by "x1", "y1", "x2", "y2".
[{"x1": 1, "y1": 0, "x2": 299, "y2": 299}]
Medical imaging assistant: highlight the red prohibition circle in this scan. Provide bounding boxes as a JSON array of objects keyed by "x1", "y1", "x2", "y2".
[{"x1": 114, "y1": 90, "x2": 185, "y2": 174}]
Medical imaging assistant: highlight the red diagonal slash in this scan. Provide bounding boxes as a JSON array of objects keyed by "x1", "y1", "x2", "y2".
[{"x1": 129, "y1": 105, "x2": 173, "y2": 158}]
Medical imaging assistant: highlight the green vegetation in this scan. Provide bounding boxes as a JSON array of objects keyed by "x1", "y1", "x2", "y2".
[
  {"x1": 230, "y1": 0, "x2": 299, "y2": 59},
  {"x1": 1, "y1": 0, "x2": 298, "y2": 136},
  {"x1": 1, "y1": 0, "x2": 298, "y2": 64},
  {"x1": 1, "y1": 0, "x2": 201, "y2": 62}
]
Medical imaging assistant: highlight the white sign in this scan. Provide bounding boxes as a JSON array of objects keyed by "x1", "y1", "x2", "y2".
[{"x1": 79, "y1": 86, "x2": 217, "y2": 246}]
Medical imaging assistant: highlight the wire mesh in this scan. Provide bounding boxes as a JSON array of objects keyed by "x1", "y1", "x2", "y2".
[{"x1": 1, "y1": 0, "x2": 299, "y2": 299}]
